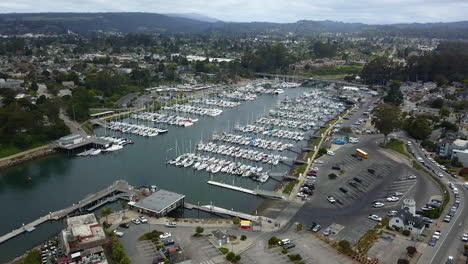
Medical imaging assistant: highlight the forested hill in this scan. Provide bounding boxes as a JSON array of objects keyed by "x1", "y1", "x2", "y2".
[{"x1": 0, "y1": 12, "x2": 467, "y2": 39}]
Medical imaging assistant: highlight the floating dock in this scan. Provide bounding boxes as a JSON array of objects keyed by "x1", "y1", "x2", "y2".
[{"x1": 184, "y1": 203, "x2": 261, "y2": 222}]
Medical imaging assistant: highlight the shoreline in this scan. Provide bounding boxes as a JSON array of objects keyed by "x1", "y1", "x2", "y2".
[{"x1": 0, "y1": 145, "x2": 56, "y2": 172}]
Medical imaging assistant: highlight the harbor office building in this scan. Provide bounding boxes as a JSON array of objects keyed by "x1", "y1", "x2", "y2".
[{"x1": 129, "y1": 189, "x2": 185, "y2": 217}]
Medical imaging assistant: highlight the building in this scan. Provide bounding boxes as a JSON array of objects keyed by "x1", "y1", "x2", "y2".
[
  {"x1": 59, "y1": 214, "x2": 107, "y2": 255},
  {"x1": 389, "y1": 199, "x2": 425, "y2": 235},
  {"x1": 129, "y1": 189, "x2": 185, "y2": 217},
  {"x1": 210, "y1": 230, "x2": 230, "y2": 246},
  {"x1": 57, "y1": 134, "x2": 84, "y2": 146},
  {"x1": 452, "y1": 149, "x2": 468, "y2": 167},
  {"x1": 0, "y1": 78, "x2": 24, "y2": 89}
]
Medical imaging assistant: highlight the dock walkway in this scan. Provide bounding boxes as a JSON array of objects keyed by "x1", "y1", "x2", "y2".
[
  {"x1": 0, "y1": 180, "x2": 134, "y2": 244},
  {"x1": 207, "y1": 181, "x2": 285, "y2": 200},
  {"x1": 184, "y1": 203, "x2": 261, "y2": 222}
]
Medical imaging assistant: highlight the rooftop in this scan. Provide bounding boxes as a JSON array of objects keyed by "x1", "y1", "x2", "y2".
[{"x1": 133, "y1": 189, "x2": 185, "y2": 214}]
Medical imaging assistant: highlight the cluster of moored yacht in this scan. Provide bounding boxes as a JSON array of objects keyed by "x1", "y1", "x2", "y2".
[
  {"x1": 213, "y1": 132, "x2": 294, "y2": 151},
  {"x1": 107, "y1": 121, "x2": 168, "y2": 137},
  {"x1": 189, "y1": 98, "x2": 241, "y2": 108},
  {"x1": 131, "y1": 112, "x2": 198, "y2": 127},
  {"x1": 256, "y1": 117, "x2": 314, "y2": 130},
  {"x1": 162, "y1": 104, "x2": 223, "y2": 117},
  {"x1": 196, "y1": 142, "x2": 287, "y2": 165},
  {"x1": 77, "y1": 136, "x2": 133, "y2": 156},
  {"x1": 234, "y1": 125, "x2": 305, "y2": 141},
  {"x1": 167, "y1": 153, "x2": 270, "y2": 183}
]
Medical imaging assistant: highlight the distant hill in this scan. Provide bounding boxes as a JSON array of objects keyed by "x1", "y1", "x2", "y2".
[
  {"x1": 165, "y1": 13, "x2": 220, "y2": 23},
  {"x1": 0, "y1": 12, "x2": 467, "y2": 39}
]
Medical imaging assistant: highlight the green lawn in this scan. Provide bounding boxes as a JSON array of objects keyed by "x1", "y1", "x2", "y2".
[
  {"x1": 0, "y1": 142, "x2": 45, "y2": 159},
  {"x1": 283, "y1": 180, "x2": 299, "y2": 194},
  {"x1": 385, "y1": 138, "x2": 410, "y2": 157}
]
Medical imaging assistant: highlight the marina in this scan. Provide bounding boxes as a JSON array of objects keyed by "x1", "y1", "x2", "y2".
[{"x1": 0, "y1": 81, "x2": 345, "y2": 262}]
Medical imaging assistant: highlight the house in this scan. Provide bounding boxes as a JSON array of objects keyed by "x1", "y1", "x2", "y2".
[
  {"x1": 389, "y1": 199, "x2": 426, "y2": 235},
  {"x1": 210, "y1": 230, "x2": 230, "y2": 247}
]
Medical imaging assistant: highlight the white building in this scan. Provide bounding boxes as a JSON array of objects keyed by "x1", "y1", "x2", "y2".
[{"x1": 388, "y1": 199, "x2": 426, "y2": 235}]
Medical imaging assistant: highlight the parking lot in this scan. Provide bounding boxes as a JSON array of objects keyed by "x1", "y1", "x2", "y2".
[
  {"x1": 241, "y1": 229, "x2": 354, "y2": 264},
  {"x1": 292, "y1": 133, "x2": 441, "y2": 243}
]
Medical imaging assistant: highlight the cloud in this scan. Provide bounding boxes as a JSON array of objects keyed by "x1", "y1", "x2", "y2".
[{"x1": 0, "y1": 0, "x2": 466, "y2": 24}]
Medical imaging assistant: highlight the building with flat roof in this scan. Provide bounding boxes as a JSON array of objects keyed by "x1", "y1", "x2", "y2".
[
  {"x1": 59, "y1": 214, "x2": 107, "y2": 255},
  {"x1": 129, "y1": 189, "x2": 185, "y2": 217}
]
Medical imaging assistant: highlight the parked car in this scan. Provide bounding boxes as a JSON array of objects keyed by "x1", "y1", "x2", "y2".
[
  {"x1": 368, "y1": 214, "x2": 382, "y2": 222},
  {"x1": 160, "y1": 232, "x2": 172, "y2": 239},
  {"x1": 322, "y1": 228, "x2": 331, "y2": 236},
  {"x1": 368, "y1": 169, "x2": 376, "y2": 174},
  {"x1": 373, "y1": 202, "x2": 385, "y2": 208},
  {"x1": 353, "y1": 177, "x2": 362, "y2": 183},
  {"x1": 163, "y1": 239, "x2": 175, "y2": 246},
  {"x1": 432, "y1": 231, "x2": 441, "y2": 240},
  {"x1": 338, "y1": 187, "x2": 348, "y2": 194},
  {"x1": 393, "y1": 191, "x2": 403, "y2": 196},
  {"x1": 386, "y1": 210, "x2": 397, "y2": 217},
  {"x1": 348, "y1": 181, "x2": 358, "y2": 188},
  {"x1": 131, "y1": 218, "x2": 141, "y2": 225},
  {"x1": 462, "y1": 234, "x2": 468, "y2": 242},
  {"x1": 119, "y1": 223, "x2": 130, "y2": 229},
  {"x1": 327, "y1": 196, "x2": 336, "y2": 203},
  {"x1": 283, "y1": 243, "x2": 296, "y2": 250},
  {"x1": 165, "y1": 222, "x2": 177, "y2": 228},
  {"x1": 332, "y1": 165, "x2": 341, "y2": 170},
  {"x1": 428, "y1": 237, "x2": 437, "y2": 247},
  {"x1": 443, "y1": 215, "x2": 451, "y2": 223},
  {"x1": 386, "y1": 196, "x2": 399, "y2": 202},
  {"x1": 327, "y1": 151, "x2": 335, "y2": 156},
  {"x1": 113, "y1": 230, "x2": 124, "y2": 237},
  {"x1": 139, "y1": 216, "x2": 148, "y2": 223},
  {"x1": 312, "y1": 224, "x2": 321, "y2": 232},
  {"x1": 309, "y1": 222, "x2": 317, "y2": 230}
]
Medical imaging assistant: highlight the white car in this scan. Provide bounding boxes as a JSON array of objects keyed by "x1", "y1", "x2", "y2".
[
  {"x1": 113, "y1": 230, "x2": 124, "y2": 237},
  {"x1": 327, "y1": 196, "x2": 336, "y2": 203},
  {"x1": 408, "y1": 175, "x2": 417, "y2": 180},
  {"x1": 159, "y1": 232, "x2": 172, "y2": 239},
  {"x1": 373, "y1": 202, "x2": 385, "y2": 208},
  {"x1": 327, "y1": 151, "x2": 335, "y2": 156},
  {"x1": 433, "y1": 231, "x2": 441, "y2": 240},
  {"x1": 386, "y1": 196, "x2": 399, "y2": 202},
  {"x1": 437, "y1": 172, "x2": 444, "y2": 178},
  {"x1": 314, "y1": 160, "x2": 324, "y2": 164},
  {"x1": 131, "y1": 218, "x2": 141, "y2": 225},
  {"x1": 139, "y1": 216, "x2": 148, "y2": 223},
  {"x1": 462, "y1": 234, "x2": 468, "y2": 242},
  {"x1": 368, "y1": 214, "x2": 382, "y2": 222},
  {"x1": 386, "y1": 210, "x2": 398, "y2": 217},
  {"x1": 393, "y1": 191, "x2": 404, "y2": 196}
]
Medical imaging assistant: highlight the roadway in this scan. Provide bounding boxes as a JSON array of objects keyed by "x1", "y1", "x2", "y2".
[{"x1": 398, "y1": 135, "x2": 467, "y2": 264}]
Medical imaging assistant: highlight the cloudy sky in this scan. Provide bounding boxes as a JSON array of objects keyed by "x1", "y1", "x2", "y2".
[{"x1": 0, "y1": 0, "x2": 466, "y2": 24}]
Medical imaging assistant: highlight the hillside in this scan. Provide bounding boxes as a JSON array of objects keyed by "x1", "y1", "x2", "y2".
[{"x1": 0, "y1": 12, "x2": 467, "y2": 39}]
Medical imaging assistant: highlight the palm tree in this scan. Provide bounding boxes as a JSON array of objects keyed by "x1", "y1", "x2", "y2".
[
  {"x1": 120, "y1": 199, "x2": 128, "y2": 219},
  {"x1": 101, "y1": 207, "x2": 113, "y2": 223}
]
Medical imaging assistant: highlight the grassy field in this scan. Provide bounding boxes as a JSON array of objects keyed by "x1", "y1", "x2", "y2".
[
  {"x1": 385, "y1": 138, "x2": 410, "y2": 157},
  {"x1": 282, "y1": 180, "x2": 299, "y2": 194},
  {"x1": 0, "y1": 142, "x2": 45, "y2": 159}
]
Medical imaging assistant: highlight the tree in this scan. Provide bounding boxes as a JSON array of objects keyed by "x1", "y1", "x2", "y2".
[
  {"x1": 404, "y1": 116, "x2": 432, "y2": 140},
  {"x1": 296, "y1": 223, "x2": 303, "y2": 232},
  {"x1": 195, "y1": 226, "x2": 204, "y2": 235},
  {"x1": 402, "y1": 230, "x2": 411, "y2": 236},
  {"x1": 406, "y1": 246, "x2": 417, "y2": 255},
  {"x1": 226, "y1": 252, "x2": 236, "y2": 261},
  {"x1": 101, "y1": 208, "x2": 113, "y2": 223},
  {"x1": 451, "y1": 156, "x2": 464, "y2": 168},
  {"x1": 232, "y1": 217, "x2": 241, "y2": 225},
  {"x1": 383, "y1": 80, "x2": 403, "y2": 106},
  {"x1": 268, "y1": 236, "x2": 280, "y2": 245},
  {"x1": 372, "y1": 104, "x2": 401, "y2": 144},
  {"x1": 439, "y1": 106, "x2": 450, "y2": 117},
  {"x1": 430, "y1": 98, "x2": 444, "y2": 109}
]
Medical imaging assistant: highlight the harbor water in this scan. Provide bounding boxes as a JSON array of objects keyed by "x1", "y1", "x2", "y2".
[{"x1": 0, "y1": 84, "x2": 324, "y2": 262}]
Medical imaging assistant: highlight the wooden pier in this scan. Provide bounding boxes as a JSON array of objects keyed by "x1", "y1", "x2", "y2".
[
  {"x1": 0, "y1": 180, "x2": 135, "y2": 244},
  {"x1": 184, "y1": 203, "x2": 261, "y2": 222},
  {"x1": 207, "y1": 181, "x2": 286, "y2": 200}
]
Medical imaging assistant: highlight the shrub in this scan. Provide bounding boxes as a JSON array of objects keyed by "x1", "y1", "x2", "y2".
[
  {"x1": 406, "y1": 246, "x2": 417, "y2": 255},
  {"x1": 328, "y1": 173, "x2": 337, "y2": 179},
  {"x1": 392, "y1": 225, "x2": 400, "y2": 232},
  {"x1": 226, "y1": 252, "x2": 236, "y2": 261},
  {"x1": 232, "y1": 217, "x2": 241, "y2": 225},
  {"x1": 240, "y1": 235, "x2": 247, "y2": 241},
  {"x1": 402, "y1": 230, "x2": 411, "y2": 236},
  {"x1": 196, "y1": 226, "x2": 204, "y2": 234},
  {"x1": 219, "y1": 247, "x2": 229, "y2": 255},
  {"x1": 281, "y1": 249, "x2": 288, "y2": 254},
  {"x1": 338, "y1": 240, "x2": 351, "y2": 250},
  {"x1": 268, "y1": 236, "x2": 280, "y2": 246},
  {"x1": 296, "y1": 223, "x2": 303, "y2": 232},
  {"x1": 288, "y1": 254, "x2": 302, "y2": 261}
]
